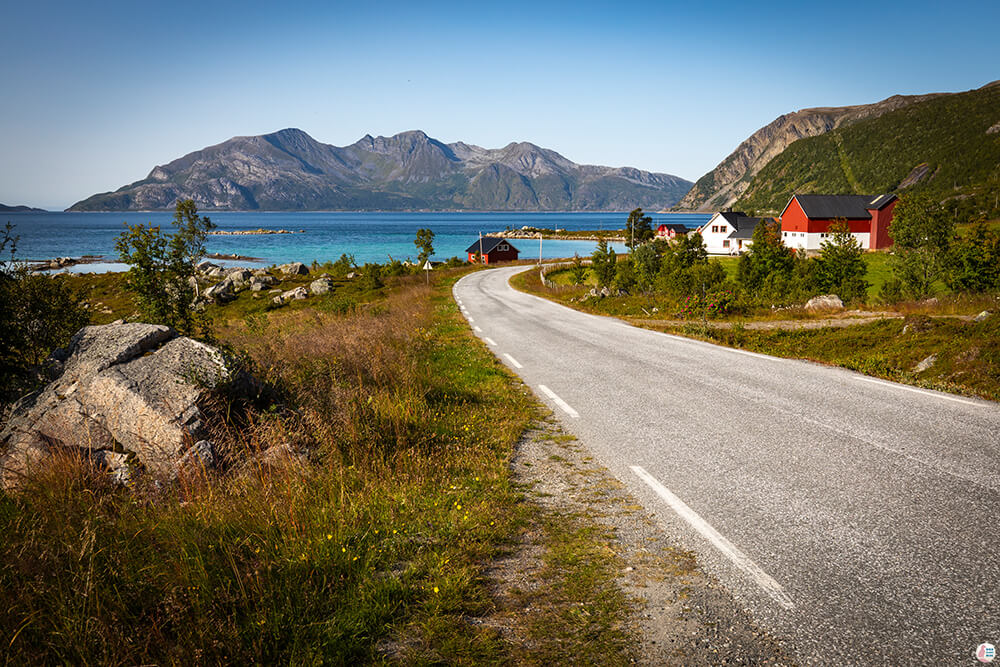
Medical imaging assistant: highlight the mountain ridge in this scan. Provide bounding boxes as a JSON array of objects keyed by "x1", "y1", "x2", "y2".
[
  {"x1": 731, "y1": 83, "x2": 1000, "y2": 218},
  {"x1": 674, "y1": 90, "x2": 957, "y2": 211},
  {"x1": 70, "y1": 130, "x2": 692, "y2": 212}
]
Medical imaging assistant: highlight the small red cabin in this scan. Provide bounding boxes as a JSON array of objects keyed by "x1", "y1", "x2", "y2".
[
  {"x1": 655, "y1": 223, "x2": 688, "y2": 240},
  {"x1": 779, "y1": 194, "x2": 898, "y2": 250},
  {"x1": 466, "y1": 237, "x2": 520, "y2": 264}
]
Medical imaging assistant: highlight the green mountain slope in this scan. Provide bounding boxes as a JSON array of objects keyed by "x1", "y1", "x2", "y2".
[{"x1": 735, "y1": 83, "x2": 1000, "y2": 218}]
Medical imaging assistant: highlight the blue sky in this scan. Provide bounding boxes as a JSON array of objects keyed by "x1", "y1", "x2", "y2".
[{"x1": 1, "y1": 0, "x2": 997, "y2": 209}]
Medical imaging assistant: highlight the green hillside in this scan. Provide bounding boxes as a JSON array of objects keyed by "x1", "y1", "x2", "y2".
[{"x1": 735, "y1": 83, "x2": 1000, "y2": 218}]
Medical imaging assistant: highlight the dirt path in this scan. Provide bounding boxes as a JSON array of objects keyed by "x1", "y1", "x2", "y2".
[
  {"x1": 482, "y1": 413, "x2": 796, "y2": 665},
  {"x1": 628, "y1": 312, "x2": 973, "y2": 331}
]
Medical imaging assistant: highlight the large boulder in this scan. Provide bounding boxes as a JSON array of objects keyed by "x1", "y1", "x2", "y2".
[
  {"x1": 278, "y1": 262, "x2": 309, "y2": 276},
  {"x1": 310, "y1": 277, "x2": 334, "y2": 295},
  {"x1": 204, "y1": 279, "x2": 236, "y2": 303},
  {"x1": 0, "y1": 323, "x2": 241, "y2": 488},
  {"x1": 805, "y1": 294, "x2": 844, "y2": 311},
  {"x1": 272, "y1": 286, "x2": 309, "y2": 306}
]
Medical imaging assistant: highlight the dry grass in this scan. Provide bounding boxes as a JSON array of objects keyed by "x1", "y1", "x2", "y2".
[{"x1": 0, "y1": 272, "x2": 537, "y2": 664}]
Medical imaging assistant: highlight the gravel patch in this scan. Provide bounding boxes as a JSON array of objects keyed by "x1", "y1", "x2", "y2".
[{"x1": 484, "y1": 413, "x2": 797, "y2": 665}]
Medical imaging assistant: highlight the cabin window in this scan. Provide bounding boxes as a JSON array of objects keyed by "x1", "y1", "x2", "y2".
[
  {"x1": 711, "y1": 225, "x2": 718, "y2": 233},
  {"x1": 722, "y1": 240, "x2": 730, "y2": 248},
  {"x1": 500, "y1": 244, "x2": 509, "y2": 251}
]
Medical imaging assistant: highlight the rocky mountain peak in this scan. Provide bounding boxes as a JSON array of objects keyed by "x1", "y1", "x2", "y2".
[{"x1": 68, "y1": 129, "x2": 692, "y2": 211}]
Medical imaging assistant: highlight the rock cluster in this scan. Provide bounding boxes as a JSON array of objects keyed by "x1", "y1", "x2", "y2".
[
  {"x1": 0, "y1": 322, "x2": 245, "y2": 488},
  {"x1": 196, "y1": 263, "x2": 278, "y2": 304}
]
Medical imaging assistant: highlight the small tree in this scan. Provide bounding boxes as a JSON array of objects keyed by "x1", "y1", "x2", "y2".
[
  {"x1": 115, "y1": 199, "x2": 214, "y2": 335},
  {"x1": 569, "y1": 253, "x2": 588, "y2": 285},
  {"x1": 631, "y1": 241, "x2": 662, "y2": 291},
  {"x1": 625, "y1": 208, "x2": 653, "y2": 251},
  {"x1": 414, "y1": 228, "x2": 435, "y2": 265},
  {"x1": 590, "y1": 238, "x2": 617, "y2": 287},
  {"x1": 946, "y1": 223, "x2": 1000, "y2": 293},
  {"x1": 888, "y1": 194, "x2": 954, "y2": 297},
  {"x1": 737, "y1": 219, "x2": 793, "y2": 293},
  {"x1": 815, "y1": 220, "x2": 869, "y2": 302}
]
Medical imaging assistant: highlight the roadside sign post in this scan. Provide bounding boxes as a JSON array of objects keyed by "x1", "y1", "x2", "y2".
[{"x1": 423, "y1": 260, "x2": 432, "y2": 284}]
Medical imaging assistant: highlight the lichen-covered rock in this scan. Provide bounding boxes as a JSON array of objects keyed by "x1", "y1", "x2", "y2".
[
  {"x1": 204, "y1": 279, "x2": 236, "y2": 303},
  {"x1": 805, "y1": 294, "x2": 843, "y2": 311},
  {"x1": 278, "y1": 262, "x2": 309, "y2": 276},
  {"x1": 272, "y1": 286, "x2": 309, "y2": 306},
  {"x1": 310, "y1": 277, "x2": 334, "y2": 295},
  {"x1": 0, "y1": 323, "x2": 241, "y2": 488}
]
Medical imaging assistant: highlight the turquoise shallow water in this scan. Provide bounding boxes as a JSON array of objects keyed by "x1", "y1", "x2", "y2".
[{"x1": 3, "y1": 211, "x2": 711, "y2": 271}]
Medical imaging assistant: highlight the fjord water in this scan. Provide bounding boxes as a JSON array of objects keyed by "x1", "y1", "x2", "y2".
[{"x1": 3, "y1": 211, "x2": 711, "y2": 271}]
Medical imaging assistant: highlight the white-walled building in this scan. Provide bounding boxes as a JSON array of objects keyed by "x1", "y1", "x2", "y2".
[{"x1": 696, "y1": 211, "x2": 767, "y2": 255}]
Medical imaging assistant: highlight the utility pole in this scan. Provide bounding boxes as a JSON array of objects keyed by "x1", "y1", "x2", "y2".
[{"x1": 538, "y1": 232, "x2": 543, "y2": 266}]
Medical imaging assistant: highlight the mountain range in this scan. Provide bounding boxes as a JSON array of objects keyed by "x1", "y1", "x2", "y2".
[{"x1": 69, "y1": 130, "x2": 692, "y2": 212}]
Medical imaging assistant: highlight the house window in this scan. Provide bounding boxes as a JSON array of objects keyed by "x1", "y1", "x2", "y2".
[
  {"x1": 711, "y1": 225, "x2": 718, "y2": 233},
  {"x1": 722, "y1": 240, "x2": 730, "y2": 248},
  {"x1": 499, "y1": 244, "x2": 509, "y2": 251},
  {"x1": 783, "y1": 232, "x2": 787, "y2": 236}
]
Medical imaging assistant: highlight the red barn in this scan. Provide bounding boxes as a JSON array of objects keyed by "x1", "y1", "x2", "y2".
[
  {"x1": 466, "y1": 237, "x2": 520, "y2": 264},
  {"x1": 779, "y1": 194, "x2": 898, "y2": 251}
]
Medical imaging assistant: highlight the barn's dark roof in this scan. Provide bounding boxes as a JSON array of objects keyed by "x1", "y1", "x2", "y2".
[
  {"x1": 465, "y1": 237, "x2": 519, "y2": 254},
  {"x1": 789, "y1": 194, "x2": 897, "y2": 219}
]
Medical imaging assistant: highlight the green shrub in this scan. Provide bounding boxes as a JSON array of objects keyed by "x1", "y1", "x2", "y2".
[{"x1": 0, "y1": 223, "x2": 89, "y2": 405}]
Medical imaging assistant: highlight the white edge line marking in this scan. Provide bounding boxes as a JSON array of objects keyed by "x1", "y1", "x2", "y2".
[
  {"x1": 503, "y1": 353, "x2": 523, "y2": 369},
  {"x1": 484, "y1": 337, "x2": 497, "y2": 346},
  {"x1": 630, "y1": 465, "x2": 794, "y2": 610},
  {"x1": 853, "y1": 375, "x2": 981, "y2": 407},
  {"x1": 474, "y1": 325, "x2": 483, "y2": 332},
  {"x1": 538, "y1": 384, "x2": 580, "y2": 418},
  {"x1": 467, "y1": 317, "x2": 474, "y2": 323}
]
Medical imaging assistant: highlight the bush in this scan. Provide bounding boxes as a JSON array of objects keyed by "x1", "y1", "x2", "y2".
[{"x1": 0, "y1": 223, "x2": 89, "y2": 405}]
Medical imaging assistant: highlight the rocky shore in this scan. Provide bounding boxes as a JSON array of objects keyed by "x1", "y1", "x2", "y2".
[
  {"x1": 207, "y1": 228, "x2": 303, "y2": 235},
  {"x1": 485, "y1": 228, "x2": 624, "y2": 241}
]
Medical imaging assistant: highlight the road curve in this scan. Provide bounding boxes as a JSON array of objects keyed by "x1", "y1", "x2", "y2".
[{"x1": 454, "y1": 266, "x2": 1000, "y2": 666}]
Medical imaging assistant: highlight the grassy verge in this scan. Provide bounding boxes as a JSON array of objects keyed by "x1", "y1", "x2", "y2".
[
  {"x1": 1, "y1": 266, "x2": 639, "y2": 663},
  {"x1": 663, "y1": 315, "x2": 1000, "y2": 401},
  {"x1": 515, "y1": 265, "x2": 1000, "y2": 401}
]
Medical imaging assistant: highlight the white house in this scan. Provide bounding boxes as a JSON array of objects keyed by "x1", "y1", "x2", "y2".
[{"x1": 696, "y1": 211, "x2": 766, "y2": 255}]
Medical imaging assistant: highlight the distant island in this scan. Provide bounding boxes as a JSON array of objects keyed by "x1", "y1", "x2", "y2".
[
  {"x1": 68, "y1": 129, "x2": 692, "y2": 213},
  {"x1": 0, "y1": 203, "x2": 47, "y2": 213}
]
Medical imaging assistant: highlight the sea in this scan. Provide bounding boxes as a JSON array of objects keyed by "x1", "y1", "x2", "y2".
[{"x1": 2, "y1": 211, "x2": 712, "y2": 272}]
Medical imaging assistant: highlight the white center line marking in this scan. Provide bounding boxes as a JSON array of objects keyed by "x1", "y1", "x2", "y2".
[
  {"x1": 474, "y1": 325, "x2": 483, "y2": 332},
  {"x1": 853, "y1": 375, "x2": 981, "y2": 407},
  {"x1": 503, "y1": 353, "x2": 523, "y2": 368},
  {"x1": 538, "y1": 384, "x2": 580, "y2": 418},
  {"x1": 630, "y1": 466, "x2": 794, "y2": 610},
  {"x1": 484, "y1": 337, "x2": 497, "y2": 346}
]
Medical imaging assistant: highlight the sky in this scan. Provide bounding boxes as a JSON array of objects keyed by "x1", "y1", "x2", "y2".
[{"x1": 1, "y1": 0, "x2": 998, "y2": 209}]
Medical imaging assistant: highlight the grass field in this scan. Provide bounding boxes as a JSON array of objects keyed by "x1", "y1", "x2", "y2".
[{"x1": 0, "y1": 266, "x2": 636, "y2": 663}]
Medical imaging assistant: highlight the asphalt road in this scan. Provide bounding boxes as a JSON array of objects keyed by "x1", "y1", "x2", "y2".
[{"x1": 454, "y1": 266, "x2": 1000, "y2": 666}]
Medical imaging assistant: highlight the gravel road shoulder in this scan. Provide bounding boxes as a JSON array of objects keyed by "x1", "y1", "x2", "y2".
[{"x1": 483, "y1": 412, "x2": 797, "y2": 665}]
